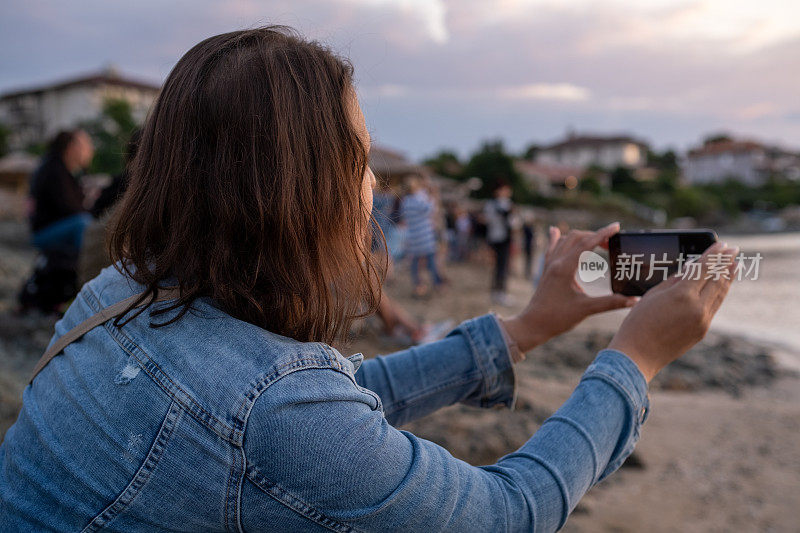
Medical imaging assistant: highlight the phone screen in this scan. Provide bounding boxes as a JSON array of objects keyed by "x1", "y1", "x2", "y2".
[{"x1": 609, "y1": 230, "x2": 717, "y2": 295}]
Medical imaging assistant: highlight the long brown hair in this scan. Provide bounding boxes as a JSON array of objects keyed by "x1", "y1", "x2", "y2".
[{"x1": 109, "y1": 26, "x2": 384, "y2": 343}]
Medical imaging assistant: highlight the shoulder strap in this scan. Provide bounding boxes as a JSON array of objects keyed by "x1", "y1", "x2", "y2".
[{"x1": 29, "y1": 287, "x2": 181, "y2": 384}]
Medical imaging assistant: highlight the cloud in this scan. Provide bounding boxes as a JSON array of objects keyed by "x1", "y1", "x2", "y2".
[
  {"x1": 350, "y1": 0, "x2": 449, "y2": 43},
  {"x1": 360, "y1": 82, "x2": 590, "y2": 102},
  {"x1": 497, "y1": 83, "x2": 590, "y2": 102},
  {"x1": 361, "y1": 83, "x2": 409, "y2": 98},
  {"x1": 1, "y1": 0, "x2": 799, "y2": 157},
  {"x1": 736, "y1": 102, "x2": 780, "y2": 121}
]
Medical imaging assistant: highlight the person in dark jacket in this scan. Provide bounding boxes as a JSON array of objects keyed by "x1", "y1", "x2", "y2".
[
  {"x1": 18, "y1": 129, "x2": 94, "y2": 314},
  {"x1": 522, "y1": 213, "x2": 537, "y2": 280},
  {"x1": 28, "y1": 129, "x2": 94, "y2": 251},
  {"x1": 484, "y1": 181, "x2": 516, "y2": 306}
]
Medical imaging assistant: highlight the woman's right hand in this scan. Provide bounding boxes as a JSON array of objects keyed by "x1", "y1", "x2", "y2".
[{"x1": 607, "y1": 241, "x2": 739, "y2": 383}]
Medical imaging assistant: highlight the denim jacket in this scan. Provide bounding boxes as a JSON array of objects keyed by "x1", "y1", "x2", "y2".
[{"x1": 1, "y1": 265, "x2": 650, "y2": 532}]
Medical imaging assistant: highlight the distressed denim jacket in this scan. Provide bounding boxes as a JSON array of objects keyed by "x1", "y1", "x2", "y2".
[{"x1": 1, "y1": 265, "x2": 650, "y2": 532}]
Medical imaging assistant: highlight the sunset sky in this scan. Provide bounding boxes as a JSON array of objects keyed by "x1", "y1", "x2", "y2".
[{"x1": 2, "y1": 0, "x2": 798, "y2": 159}]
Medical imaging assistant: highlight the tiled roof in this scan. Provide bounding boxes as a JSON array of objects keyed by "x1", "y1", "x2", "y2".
[{"x1": 688, "y1": 140, "x2": 764, "y2": 158}]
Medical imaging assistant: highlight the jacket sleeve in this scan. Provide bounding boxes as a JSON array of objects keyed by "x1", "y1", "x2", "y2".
[
  {"x1": 352, "y1": 314, "x2": 517, "y2": 427},
  {"x1": 241, "y1": 349, "x2": 650, "y2": 532}
]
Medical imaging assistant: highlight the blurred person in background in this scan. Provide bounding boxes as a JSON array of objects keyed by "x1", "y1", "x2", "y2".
[
  {"x1": 484, "y1": 180, "x2": 516, "y2": 306},
  {"x1": 371, "y1": 179, "x2": 451, "y2": 344},
  {"x1": 469, "y1": 207, "x2": 486, "y2": 257},
  {"x1": 453, "y1": 204, "x2": 472, "y2": 262},
  {"x1": 444, "y1": 203, "x2": 457, "y2": 261},
  {"x1": 522, "y1": 212, "x2": 537, "y2": 280},
  {"x1": 374, "y1": 292, "x2": 453, "y2": 346},
  {"x1": 18, "y1": 129, "x2": 94, "y2": 313},
  {"x1": 401, "y1": 174, "x2": 444, "y2": 297},
  {"x1": 28, "y1": 129, "x2": 94, "y2": 251},
  {"x1": 370, "y1": 178, "x2": 403, "y2": 262}
]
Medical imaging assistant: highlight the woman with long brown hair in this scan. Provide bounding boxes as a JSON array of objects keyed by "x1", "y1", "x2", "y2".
[{"x1": 0, "y1": 27, "x2": 737, "y2": 531}]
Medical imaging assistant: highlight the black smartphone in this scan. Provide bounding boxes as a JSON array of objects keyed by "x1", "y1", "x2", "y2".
[{"x1": 608, "y1": 229, "x2": 718, "y2": 296}]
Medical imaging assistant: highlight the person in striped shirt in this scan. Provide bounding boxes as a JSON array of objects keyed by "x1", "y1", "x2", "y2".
[{"x1": 400, "y1": 175, "x2": 443, "y2": 296}]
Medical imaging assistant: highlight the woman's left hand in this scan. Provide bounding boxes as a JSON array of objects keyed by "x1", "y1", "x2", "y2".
[{"x1": 501, "y1": 222, "x2": 638, "y2": 352}]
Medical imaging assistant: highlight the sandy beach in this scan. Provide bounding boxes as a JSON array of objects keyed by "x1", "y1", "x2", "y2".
[{"x1": 1, "y1": 218, "x2": 798, "y2": 531}]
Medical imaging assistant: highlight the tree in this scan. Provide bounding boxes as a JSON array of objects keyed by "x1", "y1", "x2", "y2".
[
  {"x1": 668, "y1": 187, "x2": 720, "y2": 219},
  {"x1": 522, "y1": 143, "x2": 540, "y2": 160},
  {"x1": 460, "y1": 140, "x2": 527, "y2": 200},
  {"x1": 610, "y1": 166, "x2": 637, "y2": 193},
  {"x1": 579, "y1": 175, "x2": 603, "y2": 196},
  {"x1": 580, "y1": 164, "x2": 607, "y2": 196},
  {"x1": 83, "y1": 98, "x2": 139, "y2": 175},
  {"x1": 423, "y1": 150, "x2": 463, "y2": 179},
  {"x1": 758, "y1": 176, "x2": 800, "y2": 210},
  {"x1": 647, "y1": 149, "x2": 678, "y2": 171},
  {"x1": 655, "y1": 169, "x2": 679, "y2": 193}
]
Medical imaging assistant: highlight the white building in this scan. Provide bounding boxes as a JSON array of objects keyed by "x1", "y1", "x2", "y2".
[
  {"x1": 536, "y1": 133, "x2": 649, "y2": 169},
  {"x1": 0, "y1": 67, "x2": 159, "y2": 150},
  {"x1": 684, "y1": 140, "x2": 768, "y2": 185}
]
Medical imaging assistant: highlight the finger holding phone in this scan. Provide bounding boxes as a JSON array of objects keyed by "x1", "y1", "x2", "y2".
[
  {"x1": 501, "y1": 221, "x2": 639, "y2": 353},
  {"x1": 608, "y1": 240, "x2": 738, "y2": 382},
  {"x1": 501, "y1": 223, "x2": 737, "y2": 385}
]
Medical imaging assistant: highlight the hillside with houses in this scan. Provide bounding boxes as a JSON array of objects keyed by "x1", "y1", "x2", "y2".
[{"x1": 1, "y1": 68, "x2": 799, "y2": 235}]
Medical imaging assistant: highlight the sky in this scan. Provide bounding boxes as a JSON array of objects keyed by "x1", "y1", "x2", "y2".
[{"x1": 1, "y1": 0, "x2": 799, "y2": 160}]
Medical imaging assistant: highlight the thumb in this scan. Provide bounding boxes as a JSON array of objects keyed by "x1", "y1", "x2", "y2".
[{"x1": 586, "y1": 294, "x2": 639, "y2": 314}]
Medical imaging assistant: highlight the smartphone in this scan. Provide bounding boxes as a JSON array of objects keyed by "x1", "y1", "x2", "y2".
[{"x1": 608, "y1": 229, "x2": 718, "y2": 296}]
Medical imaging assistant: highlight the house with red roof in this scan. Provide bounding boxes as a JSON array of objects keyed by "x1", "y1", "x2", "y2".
[{"x1": 684, "y1": 138, "x2": 770, "y2": 185}]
